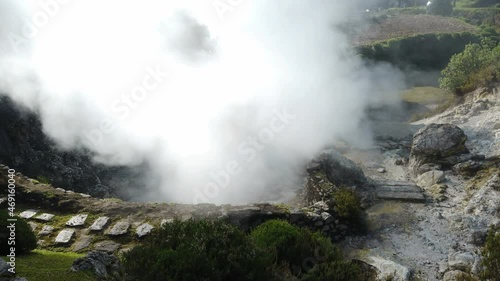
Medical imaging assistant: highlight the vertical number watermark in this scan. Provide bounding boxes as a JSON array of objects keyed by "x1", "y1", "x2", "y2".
[{"x1": 6, "y1": 168, "x2": 16, "y2": 274}]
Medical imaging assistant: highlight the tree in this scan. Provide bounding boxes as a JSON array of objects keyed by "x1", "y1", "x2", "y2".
[
  {"x1": 439, "y1": 39, "x2": 500, "y2": 95},
  {"x1": 427, "y1": 0, "x2": 453, "y2": 16}
]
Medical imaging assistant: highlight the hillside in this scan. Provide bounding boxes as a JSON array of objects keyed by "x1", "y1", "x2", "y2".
[{"x1": 354, "y1": 14, "x2": 480, "y2": 45}]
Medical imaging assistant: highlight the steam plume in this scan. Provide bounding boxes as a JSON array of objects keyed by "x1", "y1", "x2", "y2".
[{"x1": 0, "y1": 0, "x2": 403, "y2": 204}]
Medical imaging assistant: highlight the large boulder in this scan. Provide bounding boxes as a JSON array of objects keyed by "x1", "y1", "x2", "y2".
[
  {"x1": 71, "y1": 251, "x2": 122, "y2": 280},
  {"x1": 317, "y1": 149, "x2": 366, "y2": 187},
  {"x1": 410, "y1": 124, "x2": 468, "y2": 173}
]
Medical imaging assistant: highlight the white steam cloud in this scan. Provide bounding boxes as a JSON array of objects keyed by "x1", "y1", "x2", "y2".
[{"x1": 0, "y1": 0, "x2": 403, "y2": 204}]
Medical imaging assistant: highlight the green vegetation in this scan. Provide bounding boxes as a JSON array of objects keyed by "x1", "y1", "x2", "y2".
[
  {"x1": 439, "y1": 39, "x2": 500, "y2": 94},
  {"x1": 251, "y1": 220, "x2": 340, "y2": 274},
  {"x1": 0, "y1": 210, "x2": 37, "y2": 255},
  {"x1": 2, "y1": 250, "x2": 96, "y2": 281},
  {"x1": 427, "y1": 0, "x2": 454, "y2": 16},
  {"x1": 358, "y1": 32, "x2": 481, "y2": 70},
  {"x1": 331, "y1": 188, "x2": 363, "y2": 223},
  {"x1": 481, "y1": 226, "x2": 500, "y2": 280},
  {"x1": 456, "y1": 0, "x2": 499, "y2": 8},
  {"x1": 122, "y1": 219, "x2": 372, "y2": 281},
  {"x1": 36, "y1": 176, "x2": 51, "y2": 184},
  {"x1": 300, "y1": 260, "x2": 372, "y2": 281},
  {"x1": 453, "y1": 8, "x2": 500, "y2": 27},
  {"x1": 402, "y1": 87, "x2": 459, "y2": 121},
  {"x1": 123, "y1": 219, "x2": 271, "y2": 281},
  {"x1": 401, "y1": 86, "x2": 455, "y2": 105}
]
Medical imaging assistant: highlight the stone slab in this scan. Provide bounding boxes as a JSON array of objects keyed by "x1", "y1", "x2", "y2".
[
  {"x1": 89, "y1": 216, "x2": 109, "y2": 231},
  {"x1": 376, "y1": 182, "x2": 425, "y2": 202},
  {"x1": 72, "y1": 235, "x2": 94, "y2": 252},
  {"x1": 28, "y1": 222, "x2": 38, "y2": 232},
  {"x1": 19, "y1": 210, "x2": 37, "y2": 219},
  {"x1": 55, "y1": 229, "x2": 75, "y2": 244},
  {"x1": 94, "y1": 240, "x2": 121, "y2": 253},
  {"x1": 34, "y1": 213, "x2": 55, "y2": 221},
  {"x1": 66, "y1": 214, "x2": 88, "y2": 226},
  {"x1": 106, "y1": 221, "x2": 130, "y2": 236},
  {"x1": 38, "y1": 225, "x2": 54, "y2": 236},
  {"x1": 136, "y1": 223, "x2": 154, "y2": 238}
]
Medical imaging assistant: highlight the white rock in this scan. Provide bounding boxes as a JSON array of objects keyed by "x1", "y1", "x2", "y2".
[
  {"x1": 89, "y1": 216, "x2": 109, "y2": 231},
  {"x1": 320, "y1": 212, "x2": 331, "y2": 221},
  {"x1": 66, "y1": 214, "x2": 88, "y2": 226},
  {"x1": 27, "y1": 222, "x2": 38, "y2": 231},
  {"x1": 39, "y1": 225, "x2": 54, "y2": 236},
  {"x1": 106, "y1": 221, "x2": 130, "y2": 236},
  {"x1": 136, "y1": 223, "x2": 154, "y2": 238},
  {"x1": 55, "y1": 229, "x2": 75, "y2": 244},
  {"x1": 34, "y1": 213, "x2": 54, "y2": 222},
  {"x1": 365, "y1": 256, "x2": 411, "y2": 281},
  {"x1": 417, "y1": 170, "x2": 445, "y2": 189},
  {"x1": 19, "y1": 210, "x2": 37, "y2": 219}
]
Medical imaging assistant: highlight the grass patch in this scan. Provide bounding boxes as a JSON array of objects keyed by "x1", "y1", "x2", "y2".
[
  {"x1": 401, "y1": 87, "x2": 455, "y2": 106},
  {"x1": 404, "y1": 87, "x2": 460, "y2": 121},
  {"x1": 3, "y1": 250, "x2": 96, "y2": 281}
]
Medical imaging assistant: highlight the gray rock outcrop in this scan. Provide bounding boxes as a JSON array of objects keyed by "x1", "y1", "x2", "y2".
[
  {"x1": 71, "y1": 251, "x2": 122, "y2": 280},
  {"x1": 317, "y1": 149, "x2": 367, "y2": 187},
  {"x1": 410, "y1": 124, "x2": 468, "y2": 173}
]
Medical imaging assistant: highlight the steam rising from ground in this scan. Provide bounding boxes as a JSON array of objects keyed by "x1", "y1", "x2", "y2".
[{"x1": 0, "y1": 0, "x2": 403, "y2": 204}]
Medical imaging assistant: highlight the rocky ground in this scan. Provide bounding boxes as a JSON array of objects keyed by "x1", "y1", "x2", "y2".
[{"x1": 337, "y1": 85, "x2": 500, "y2": 280}]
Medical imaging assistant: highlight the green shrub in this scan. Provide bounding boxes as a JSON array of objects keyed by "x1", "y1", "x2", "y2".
[
  {"x1": 332, "y1": 188, "x2": 364, "y2": 224},
  {"x1": 36, "y1": 176, "x2": 51, "y2": 185},
  {"x1": 300, "y1": 260, "x2": 372, "y2": 281},
  {"x1": 427, "y1": 0, "x2": 454, "y2": 16},
  {"x1": 481, "y1": 226, "x2": 500, "y2": 280},
  {"x1": 452, "y1": 7, "x2": 500, "y2": 26},
  {"x1": 439, "y1": 39, "x2": 500, "y2": 94},
  {"x1": 122, "y1": 219, "x2": 271, "y2": 281},
  {"x1": 250, "y1": 220, "x2": 341, "y2": 276},
  {"x1": 0, "y1": 210, "x2": 37, "y2": 255}
]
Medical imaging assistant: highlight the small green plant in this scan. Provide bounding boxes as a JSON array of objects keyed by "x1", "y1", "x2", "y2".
[
  {"x1": 36, "y1": 176, "x2": 51, "y2": 184},
  {"x1": 0, "y1": 210, "x2": 37, "y2": 255},
  {"x1": 481, "y1": 226, "x2": 500, "y2": 280},
  {"x1": 251, "y1": 220, "x2": 341, "y2": 275},
  {"x1": 332, "y1": 188, "x2": 363, "y2": 220}
]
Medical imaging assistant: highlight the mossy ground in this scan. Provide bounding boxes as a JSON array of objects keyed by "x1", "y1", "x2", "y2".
[
  {"x1": 2, "y1": 250, "x2": 96, "y2": 281},
  {"x1": 401, "y1": 87, "x2": 459, "y2": 121}
]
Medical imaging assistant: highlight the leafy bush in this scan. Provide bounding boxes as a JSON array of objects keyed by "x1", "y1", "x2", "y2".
[
  {"x1": 357, "y1": 32, "x2": 481, "y2": 70},
  {"x1": 333, "y1": 188, "x2": 363, "y2": 222},
  {"x1": 250, "y1": 220, "x2": 341, "y2": 275},
  {"x1": 452, "y1": 7, "x2": 500, "y2": 26},
  {"x1": 0, "y1": 210, "x2": 37, "y2": 255},
  {"x1": 427, "y1": 0, "x2": 454, "y2": 16},
  {"x1": 439, "y1": 39, "x2": 500, "y2": 94},
  {"x1": 481, "y1": 226, "x2": 500, "y2": 280},
  {"x1": 122, "y1": 219, "x2": 271, "y2": 281},
  {"x1": 301, "y1": 260, "x2": 373, "y2": 281},
  {"x1": 123, "y1": 219, "x2": 372, "y2": 281}
]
